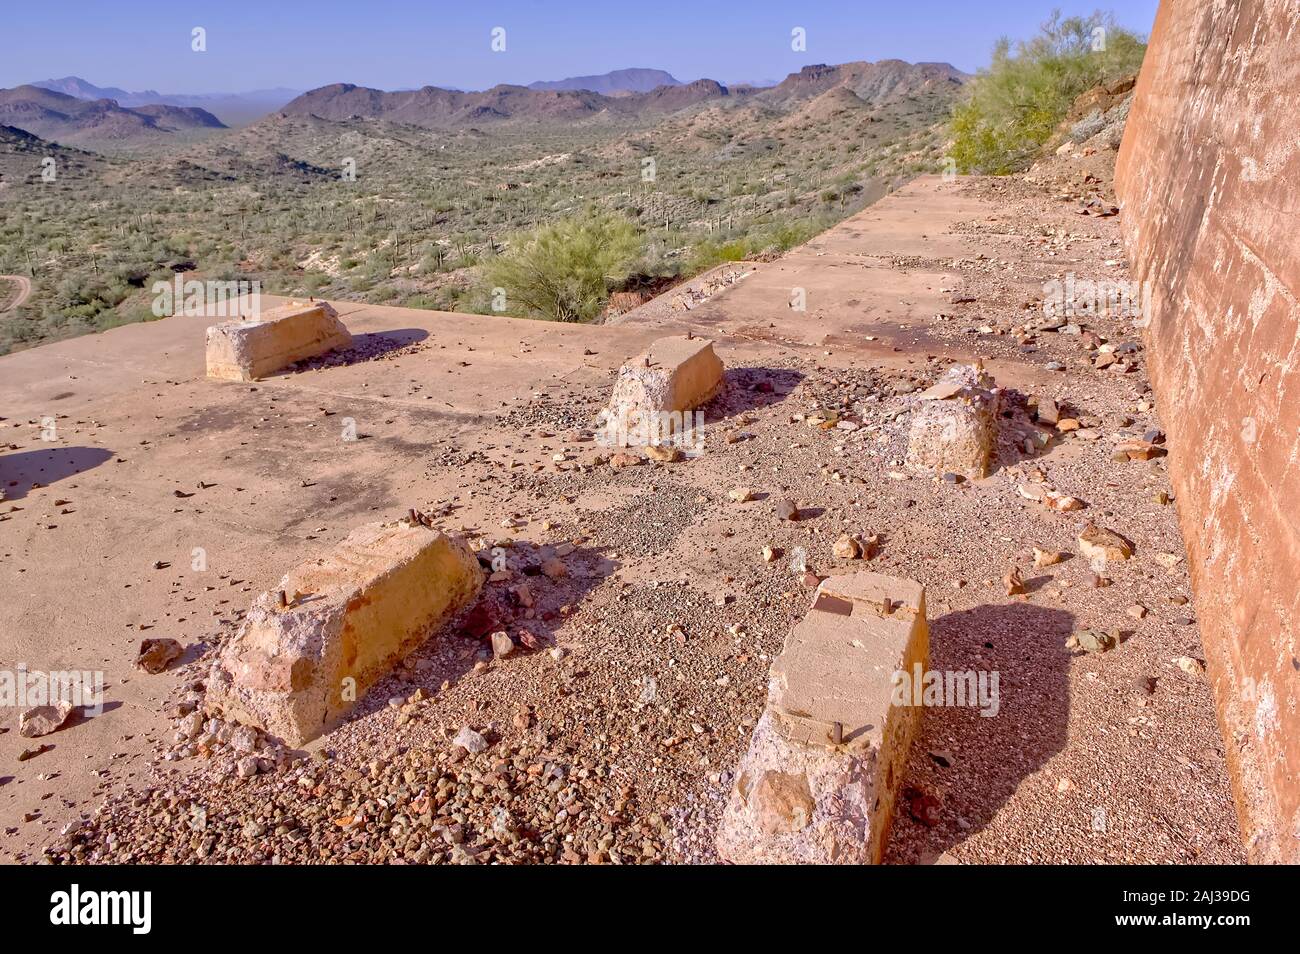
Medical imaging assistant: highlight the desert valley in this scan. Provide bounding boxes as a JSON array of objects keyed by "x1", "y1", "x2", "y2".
[{"x1": 0, "y1": 1, "x2": 1295, "y2": 915}]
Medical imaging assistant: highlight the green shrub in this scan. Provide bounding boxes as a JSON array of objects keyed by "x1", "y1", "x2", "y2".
[
  {"x1": 301, "y1": 272, "x2": 330, "y2": 293},
  {"x1": 401, "y1": 294, "x2": 439, "y2": 310},
  {"x1": 685, "y1": 219, "x2": 822, "y2": 274},
  {"x1": 483, "y1": 212, "x2": 643, "y2": 322},
  {"x1": 685, "y1": 238, "x2": 748, "y2": 274},
  {"x1": 950, "y1": 11, "x2": 1146, "y2": 174}
]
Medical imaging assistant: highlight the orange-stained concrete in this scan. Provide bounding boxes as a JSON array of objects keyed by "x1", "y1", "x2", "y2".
[
  {"x1": 0, "y1": 175, "x2": 1247, "y2": 862},
  {"x1": 1116, "y1": 0, "x2": 1300, "y2": 862},
  {"x1": 0, "y1": 178, "x2": 983, "y2": 846}
]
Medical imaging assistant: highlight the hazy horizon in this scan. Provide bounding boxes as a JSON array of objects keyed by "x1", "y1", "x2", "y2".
[{"x1": 3, "y1": 0, "x2": 1158, "y2": 96}]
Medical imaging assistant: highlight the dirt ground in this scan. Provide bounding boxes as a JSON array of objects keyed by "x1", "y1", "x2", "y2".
[{"x1": 0, "y1": 173, "x2": 1242, "y2": 864}]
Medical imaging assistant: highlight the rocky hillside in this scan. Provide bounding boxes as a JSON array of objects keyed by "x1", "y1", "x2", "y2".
[
  {"x1": 281, "y1": 82, "x2": 613, "y2": 126},
  {"x1": 1024, "y1": 76, "x2": 1138, "y2": 202},
  {"x1": 758, "y1": 60, "x2": 967, "y2": 106},
  {"x1": 282, "y1": 60, "x2": 961, "y2": 129},
  {"x1": 0, "y1": 85, "x2": 225, "y2": 151},
  {"x1": 0, "y1": 123, "x2": 110, "y2": 191}
]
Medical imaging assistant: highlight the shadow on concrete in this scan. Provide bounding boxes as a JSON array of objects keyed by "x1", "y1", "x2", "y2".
[
  {"x1": 883, "y1": 601, "x2": 1074, "y2": 863},
  {"x1": 287, "y1": 328, "x2": 430, "y2": 373},
  {"x1": 339, "y1": 540, "x2": 620, "y2": 743},
  {"x1": 0, "y1": 446, "x2": 115, "y2": 501},
  {"x1": 992, "y1": 388, "x2": 1062, "y2": 474},
  {"x1": 701, "y1": 367, "x2": 804, "y2": 423}
]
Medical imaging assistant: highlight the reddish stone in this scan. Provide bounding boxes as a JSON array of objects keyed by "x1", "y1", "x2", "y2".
[{"x1": 1116, "y1": 0, "x2": 1300, "y2": 862}]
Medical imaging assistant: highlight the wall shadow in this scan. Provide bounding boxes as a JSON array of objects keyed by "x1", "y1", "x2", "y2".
[{"x1": 0, "y1": 446, "x2": 114, "y2": 501}]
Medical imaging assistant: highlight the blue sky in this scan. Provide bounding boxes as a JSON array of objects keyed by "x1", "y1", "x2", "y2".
[{"x1": 3, "y1": 0, "x2": 1159, "y2": 94}]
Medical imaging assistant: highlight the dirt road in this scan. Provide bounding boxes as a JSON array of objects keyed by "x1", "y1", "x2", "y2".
[{"x1": 0, "y1": 275, "x2": 32, "y2": 312}]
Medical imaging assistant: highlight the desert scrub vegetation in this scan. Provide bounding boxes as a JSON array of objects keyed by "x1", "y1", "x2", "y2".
[
  {"x1": 684, "y1": 218, "x2": 823, "y2": 274},
  {"x1": 482, "y1": 212, "x2": 644, "y2": 322},
  {"x1": 951, "y1": 10, "x2": 1146, "y2": 174},
  {"x1": 475, "y1": 201, "x2": 870, "y2": 325},
  {"x1": 0, "y1": 66, "x2": 958, "y2": 351}
]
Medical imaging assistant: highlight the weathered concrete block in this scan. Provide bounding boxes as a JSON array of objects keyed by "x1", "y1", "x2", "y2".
[
  {"x1": 906, "y1": 363, "x2": 1000, "y2": 478},
  {"x1": 718, "y1": 571, "x2": 929, "y2": 864},
  {"x1": 205, "y1": 520, "x2": 483, "y2": 745},
  {"x1": 601, "y1": 335, "x2": 724, "y2": 446},
  {"x1": 205, "y1": 300, "x2": 352, "y2": 382}
]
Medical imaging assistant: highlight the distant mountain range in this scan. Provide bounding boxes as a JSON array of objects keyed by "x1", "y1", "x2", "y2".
[
  {"x1": 280, "y1": 61, "x2": 964, "y2": 129},
  {"x1": 29, "y1": 77, "x2": 303, "y2": 126},
  {"x1": 0, "y1": 85, "x2": 225, "y2": 149},
  {"x1": 278, "y1": 77, "x2": 740, "y2": 127},
  {"x1": 0, "y1": 62, "x2": 966, "y2": 152},
  {"x1": 527, "y1": 68, "x2": 682, "y2": 95}
]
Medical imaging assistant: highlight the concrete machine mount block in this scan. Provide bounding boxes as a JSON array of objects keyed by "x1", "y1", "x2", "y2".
[
  {"x1": 206, "y1": 520, "x2": 483, "y2": 745},
  {"x1": 206, "y1": 300, "x2": 352, "y2": 382},
  {"x1": 718, "y1": 571, "x2": 929, "y2": 864}
]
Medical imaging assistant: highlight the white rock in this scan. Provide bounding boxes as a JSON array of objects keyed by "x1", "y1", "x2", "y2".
[
  {"x1": 454, "y1": 725, "x2": 489, "y2": 754},
  {"x1": 491, "y1": 631, "x2": 515, "y2": 659}
]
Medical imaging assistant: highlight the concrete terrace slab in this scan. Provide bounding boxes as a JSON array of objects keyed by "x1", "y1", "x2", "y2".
[
  {"x1": 0, "y1": 176, "x2": 1242, "y2": 864},
  {"x1": 0, "y1": 279, "x2": 734, "y2": 842},
  {"x1": 645, "y1": 178, "x2": 1020, "y2": 370}
]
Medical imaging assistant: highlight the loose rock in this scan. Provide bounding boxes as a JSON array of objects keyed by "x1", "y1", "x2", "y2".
[
  {"x1": 19, "y1": 702, "x2": 75, "y2": 738},
  {"x1": 136, "y1": 638, "x2": 183, "y2": 674},
  {"x1": 453, "y1": 726, "x2": 489, "y2": 754}
]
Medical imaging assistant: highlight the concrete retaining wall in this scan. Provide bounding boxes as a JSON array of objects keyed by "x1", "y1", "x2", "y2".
[{"x1": 1115, "y1": 0, "x2": 1300, "y2": 862}]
